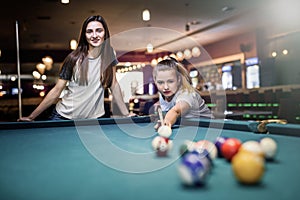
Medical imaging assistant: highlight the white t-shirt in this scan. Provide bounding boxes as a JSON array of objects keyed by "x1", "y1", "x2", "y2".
[
  {"x1": 159, "y1": 88, "x2": 212, "y2": 118},
  {"x1": 56, "y1": 56, "x2": 105, "y2": 119}
]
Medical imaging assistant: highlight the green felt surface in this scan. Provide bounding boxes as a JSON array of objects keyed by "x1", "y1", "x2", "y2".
[{"x1": 0, "y1": 118, "x2": 300, "y2": 200}]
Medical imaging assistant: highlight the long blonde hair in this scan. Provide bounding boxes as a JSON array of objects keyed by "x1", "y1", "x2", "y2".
[{"x1": 152, "y1": 57, "x2": 194, "y2": 93}]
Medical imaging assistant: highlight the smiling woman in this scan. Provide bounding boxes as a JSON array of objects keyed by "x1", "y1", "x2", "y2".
[{"x1": 17, "y1": 15, "x2": 130, "y2": 122}]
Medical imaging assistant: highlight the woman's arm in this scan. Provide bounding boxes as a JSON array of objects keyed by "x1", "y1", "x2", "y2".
[
  {"x1": 110, "y1": 67, "x2": 130, "y2": 116},
  {"x1": 18, "y1": 79, "x2": 68, "y2": 121}
]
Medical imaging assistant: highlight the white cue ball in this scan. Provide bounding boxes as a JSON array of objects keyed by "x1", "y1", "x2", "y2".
[
  {"x1": 240, "y1": 140, "x2": 264, "y2": 157},
  {"x1": 158, "y1": 125, "x2": 172, "y2": 138},
  {"x1": 260, "y1": 137, "x2": 278, "y2": 160}
]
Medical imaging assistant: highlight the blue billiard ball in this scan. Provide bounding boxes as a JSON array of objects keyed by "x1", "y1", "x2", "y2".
[
  {"x1": 192, "y1": 149, "x2": 213, "y2": 170},
  {"x1": 177, "y1": 151, "x2": 210, "y2": 186}
]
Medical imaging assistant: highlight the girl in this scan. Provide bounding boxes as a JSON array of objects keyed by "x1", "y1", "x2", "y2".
[
  {"x1": 152, "y1": 57, "x2": 212, "y2": 129},
  {"x1": 18, "y1": 15, "x2": 129, "y2": 121}
]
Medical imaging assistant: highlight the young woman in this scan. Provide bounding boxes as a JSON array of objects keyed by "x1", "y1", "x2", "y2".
[
  {"x1": 18, "y1": 15, "x2": 129, "y2": 121},
  {"x1": 152, "y1": 57, "x2": 212, "y2": 129}
]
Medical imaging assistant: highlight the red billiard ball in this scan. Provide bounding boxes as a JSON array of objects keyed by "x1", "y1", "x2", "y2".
[
  {"x1": 152, "y1": 136, "x2": 173, "y2": 157},
  {"x1": 221, "y1": 138, "x2": 242, "y2": 161}
]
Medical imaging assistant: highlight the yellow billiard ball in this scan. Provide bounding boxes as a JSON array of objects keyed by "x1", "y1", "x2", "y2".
[{"x1": 231, "y1": 151, "x2": 265, "y2": 185}]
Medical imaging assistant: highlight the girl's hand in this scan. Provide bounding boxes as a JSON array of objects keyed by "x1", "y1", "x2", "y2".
[{"x1": 154, "y1": 120, "x2": 171, "y2": 131}]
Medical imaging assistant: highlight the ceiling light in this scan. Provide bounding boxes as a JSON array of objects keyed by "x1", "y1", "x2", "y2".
[
  {"x1": 271, "y1": 51, "x2": 277, "y2": 57},
  {"x1": 125, "y1": 62, "x2": 131, "y2": 67},
  {"x1": 41, "y1": 75, "x2": 47, "y2": 81},
  {"x1": 176, "y1": 51, "x2": 184, "y2": 61},
  {"x1": 10, "y1": 76, "x2": 17, "y2": 81},
  {"x1": 282, "y1": 49, "x2": 288, "y2": 55},
  {"x1": 169, "y1": 53, "x2": 176, "y2": 59},
  {"x1": 142, "y1": 9, "x2": 150, "y2": 21},
  {"x1": 70, "y1": 39, "x2": 77, "y2": 50},
  {"x1": 42, "y1": 56, "x2": 53, "y2": 70},
  {"x1": 32, "y1": 71, "x2": 41, "y2": 79},
  {"x1": 61, "y1": 0, "x2": 70, "y2": 4},
  {"x1": 151, "y1": 59, "x2": 158, "y2": 66},
  {"x1": 157, "y1": 57, "x2": 163, "y2": 63},
  {"x1": 184, "y1": 49, "x2": 192, "y2": 59},
  {"x1": 36, "y1": 63, "x2": 46, "y2": 74},
  {"x1": 146, "y1": 43, "x2": 153, "y2": 53},
  {"x1": 192, "y1": 47, "x2": 201, "y2": 57}
]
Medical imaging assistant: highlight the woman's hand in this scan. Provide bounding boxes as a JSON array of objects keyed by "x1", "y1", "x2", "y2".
[
  {"x1": 17, "y1": 116, "x2": 33, "y2": 122},
  {"x1": 127, "y1": 112, "x2": 137, "y2": 117}
]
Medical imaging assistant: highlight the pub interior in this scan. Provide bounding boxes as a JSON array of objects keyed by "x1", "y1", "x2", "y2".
[{"x1": 0, "y1": 0, "x2": 299, "y2": 123}]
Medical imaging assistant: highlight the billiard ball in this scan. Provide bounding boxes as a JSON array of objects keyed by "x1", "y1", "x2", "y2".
[
  {"x1": 177, "y1": 151, "x2": 210, "y2": 186},
  {"x1": 192, "y1": 149, "x2": 213, "y2": 171},
  {"x1": 179, "y1": 140, "x2": 195, "y2": 156},
  {"x1": 239, "y1": 140, "x2": 264, "y2": 157},
  {"x1": 259, "y1": 137, "x2": 278, "y2": 160},
  {"x1": 194, "y1": 140, "x2": 218, "y2": 160},
  {"x1": 157, "y1": 125, "x2": 172, "y2": 138},
  {"x1": 221, "y1": 138, "x2": 242, "y2": 161},
  {"x1": 151, "y1": 136, "x2": 173, "y2": 157},
  {"x1": 214, "y1": 136, "x2": 227, "y2": 157},
  {"x1": 232, "y1": 151, "x2": 265, "y2": 185}
]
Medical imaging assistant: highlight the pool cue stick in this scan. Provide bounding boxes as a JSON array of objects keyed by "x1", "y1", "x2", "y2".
[
  {"x1": 157, "y1": 106, "x2": 164, "y2": 125},
  {"x1": 15, "y1": 20, "x2": 22, "y2": 119}
]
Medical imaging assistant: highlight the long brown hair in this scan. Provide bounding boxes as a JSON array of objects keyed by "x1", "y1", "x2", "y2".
[{"x1": 60, "y1": 15, "x2": 116, "y2": 87}]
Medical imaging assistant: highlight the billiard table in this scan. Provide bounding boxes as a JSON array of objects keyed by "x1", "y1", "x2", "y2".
[{"x1": 0, "y1": 117, "x2": 300, "y2": 200}]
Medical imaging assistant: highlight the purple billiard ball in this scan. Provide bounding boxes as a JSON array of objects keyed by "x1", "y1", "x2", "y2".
[{"x1": 214, "y1": 136, "x2": 227, "y2": 157}]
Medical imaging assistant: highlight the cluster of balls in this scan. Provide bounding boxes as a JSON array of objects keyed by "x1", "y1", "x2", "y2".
[
  {"x1": 177, "y1": 136, "x2": 277, "y2": 186},
  {"x1": 177, "y1": 140, "x2": 217, "y2": 186},
  {"x1": 215, "y1": 136, "x2": 278, "y2": 185},
  {"x1": 151, "y1": 125, "x2": 173, "y2": 157}
]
